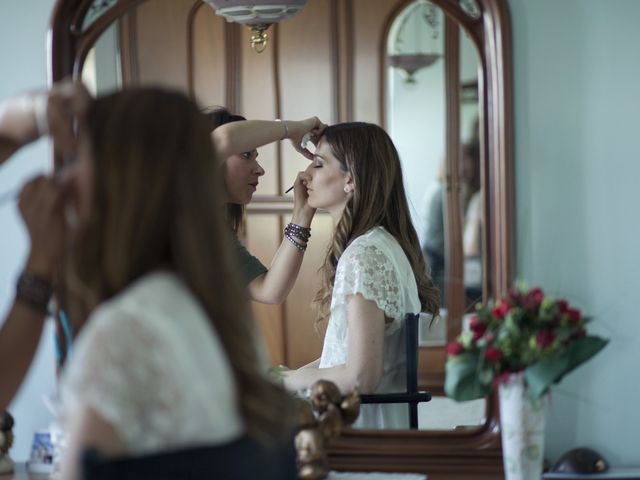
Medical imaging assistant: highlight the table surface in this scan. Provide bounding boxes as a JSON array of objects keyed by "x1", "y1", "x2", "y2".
[
  {"x1": 6, "y1": 464, "x2": 640, "y2": 480},
  {"x1": 328, "y1": 473, "x2": 426, "y2": 480},
  {"x1": 542, "y1": 469, "x2": 640, "y2": 479},
  {"x1": 0, "y1": 463, "x2": 427, "y2": 480},
  {"x1": 0, "y1": 463, "x2": 49, "y2": 480}
]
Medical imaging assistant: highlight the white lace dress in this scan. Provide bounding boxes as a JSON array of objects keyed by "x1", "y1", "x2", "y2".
[
  {"x1": 60, "y1": 271, "x2": 243, "y2": 455},
  {"x1": 319, "y1": 227, "x2": 421, "y2": 429}
]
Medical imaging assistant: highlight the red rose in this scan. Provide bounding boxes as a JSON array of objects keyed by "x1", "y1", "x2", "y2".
[
  {"x1": 536, "y1": 330, "x2": 555, "y2": 348},
  {"x1": 446, "y1": 341, "x2": 464, "y2": 356},
  {"x1": 469, "y1": 315, "x2": 487, "y2": 340},
  {"x1": 557, "y1": 299, "x2": 569, "y2": 313},
  {"x1": 492, "y1": 300, "x2": 510, "y2": 319},
  {"x1": 507, "y1": 287, "x2": 520, "y2": 302},
  {"x1": 484, "y1": 346, "x2": 502, "y2": 363},
  {"x1": 529, "y1": 287, "x2": 544, "y2": 306},
  {"x1": 567, "y1": 308, "x2": 581, "y2": 323},
  {"x1": 492, "y1": 371, "x2": 513, "y2": 388}
]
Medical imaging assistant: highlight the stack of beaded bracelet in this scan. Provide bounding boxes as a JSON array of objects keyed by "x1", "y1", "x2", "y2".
[{"x1": 284, "y1": 223, "x2": 311, "y2": 252}]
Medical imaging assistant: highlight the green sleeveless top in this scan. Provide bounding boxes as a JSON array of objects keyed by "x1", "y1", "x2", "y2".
[{"x1": 229, "y1": 234, "x2": 268, "y2": 285}]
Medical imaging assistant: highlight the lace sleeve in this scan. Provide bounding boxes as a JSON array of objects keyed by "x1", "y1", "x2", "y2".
[
  {"x1": 332, "y1": 240, "x2": 403, "y2": 322},
  {"x1": 61, "y1": 305, "x2": 180, "y2": 449}
]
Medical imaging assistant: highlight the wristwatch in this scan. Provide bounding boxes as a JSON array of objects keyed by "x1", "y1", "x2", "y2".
[{"x1": 16, "y1": 271, "x2": 53, "y2": 315}]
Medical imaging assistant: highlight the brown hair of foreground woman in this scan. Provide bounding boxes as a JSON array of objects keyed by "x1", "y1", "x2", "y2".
[{"x1": 64, "y1": 88, "x2": 295, "y2": 441}]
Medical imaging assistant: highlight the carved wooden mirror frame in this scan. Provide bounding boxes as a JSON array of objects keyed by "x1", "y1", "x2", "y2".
[
  {"x1": 49, "y1": 1, "x2": 513, "y2": 477},
  {"x1": 329, "y1": 2, "x2": 514, "y2": 477}
]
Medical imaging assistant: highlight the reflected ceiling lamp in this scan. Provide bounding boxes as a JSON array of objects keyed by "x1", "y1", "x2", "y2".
[
  {"x1": 203, "y1": 0, "x2": 309, "y2": 53},
  {"x1": 388, "y1": 0, "x2": 442, "y2": 83}
]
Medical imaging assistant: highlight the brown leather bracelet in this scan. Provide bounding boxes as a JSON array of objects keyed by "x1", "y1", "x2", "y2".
[{"x1": 15, "y1": 271, "x2": 53, "y2": 315}]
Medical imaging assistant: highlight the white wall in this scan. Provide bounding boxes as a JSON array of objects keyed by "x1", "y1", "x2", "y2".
[
  {"x1": 509, "y1": 0, "x2": 640, "y2": 466},
  {"x1": 0, "y1": 0, "x2": 58, "y2": 461}
]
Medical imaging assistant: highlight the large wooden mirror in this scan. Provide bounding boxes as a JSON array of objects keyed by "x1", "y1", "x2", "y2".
[{"x1": 50, "y1": 0, "x2": 513, "y2": 477}]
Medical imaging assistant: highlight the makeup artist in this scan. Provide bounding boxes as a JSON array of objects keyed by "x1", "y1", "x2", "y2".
[
  {"x1": 0, "y1": 81, "x2": 90, "y2": 409},
  {"x1": 208, "y1": 110, "x2": 326, "y2": 304}
]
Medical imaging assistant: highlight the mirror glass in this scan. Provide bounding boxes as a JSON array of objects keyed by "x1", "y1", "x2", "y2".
[
  {"x1": 83, "y1": 0, "x2": 119, "y2": 30},
  {"x1": 459, "y1": 0, "x2": 481, "y2": 19},
  {"x1": 82, "y1": 22, "x2": 122, "y2": 96},
  {"x1": 78, "y1": 0, "x2": 490, "y2": 432},
  {"x1": 385, "y1": 0, "x2": 485, "y2": 430},
  {"x1": 459, "y1": 24, "x2": 482, "y2": 312}
]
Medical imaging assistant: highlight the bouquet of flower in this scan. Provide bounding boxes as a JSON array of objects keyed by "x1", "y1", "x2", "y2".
[{"x1": 445, "y1": 284, "x2": 608, "y2": 401}]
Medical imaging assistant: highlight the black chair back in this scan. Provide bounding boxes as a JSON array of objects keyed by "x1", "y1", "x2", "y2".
[
  {"x1": 82, "y1": 434, "x2": 297, "y2": 480},
  {"x1": 360, "y1": 312, "x2": 431, "y2": 429}
]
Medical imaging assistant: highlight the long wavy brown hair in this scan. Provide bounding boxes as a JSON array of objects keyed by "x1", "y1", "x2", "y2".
[
  {"x1": 203, "y1": 107, "x2": 247, "y2": 234},
  {"x1": 314, "y1": 122, "x2": 439, "y2": 325},
  {"x1": 65, "y1": 88, "x2": 294, "y2": 441}
]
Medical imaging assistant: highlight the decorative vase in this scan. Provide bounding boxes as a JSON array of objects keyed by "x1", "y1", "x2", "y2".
[{"x1": 498, "y1": 372, "x2": 546, "y2": 480}]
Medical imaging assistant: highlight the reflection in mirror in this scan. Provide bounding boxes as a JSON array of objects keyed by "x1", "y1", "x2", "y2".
[
  {"x1": 82, "y1": 0, "x2": 119, "y2": 30},
  {"x1": 81, "y1": 22, "x2": 122, "y2": 96},
  {"x1": 459, "y1": 27, "x2": 482, "y2": 311},
  {"x1": 459, "y1": 0, "x2": 481, "y2": 19},
  {"x1": 385, "y1": 1, "x2": 486, "y2": 430},
  {"x1": 386, "y1": 0, "x2": 445, "y2": 304},
  {"x1": 387, "y1": 0, "x2": 443, "y2": 84},
  {"x1": 75, "y1": 0, "x2": 495, "y2": 434}
]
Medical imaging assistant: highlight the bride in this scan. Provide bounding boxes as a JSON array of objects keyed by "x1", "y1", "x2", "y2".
[{"x1": 283, "y1": 122, "x2": 439, "y2": 429}]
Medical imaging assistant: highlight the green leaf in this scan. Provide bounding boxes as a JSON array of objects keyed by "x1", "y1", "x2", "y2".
[
  {"x1": 505, "y1": 315, "x2": 521, "y2": 336},
  {"x1": 524, "y1": 336, "x2": 608, "y2": 400},
  {"x1": 445, "y1": 356, "x2": 492, "y2": 401},
  {"x1": 541, "y1": 297, "x2": 555, "y2": 311}
]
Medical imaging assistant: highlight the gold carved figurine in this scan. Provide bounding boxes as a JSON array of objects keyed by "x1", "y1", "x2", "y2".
[
  {"x1": 0, "y1": 411, "x2": 15, "y2": 474},
  {"x1": 294, "y1": 380, "x2": 361, "y2": 480}
]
